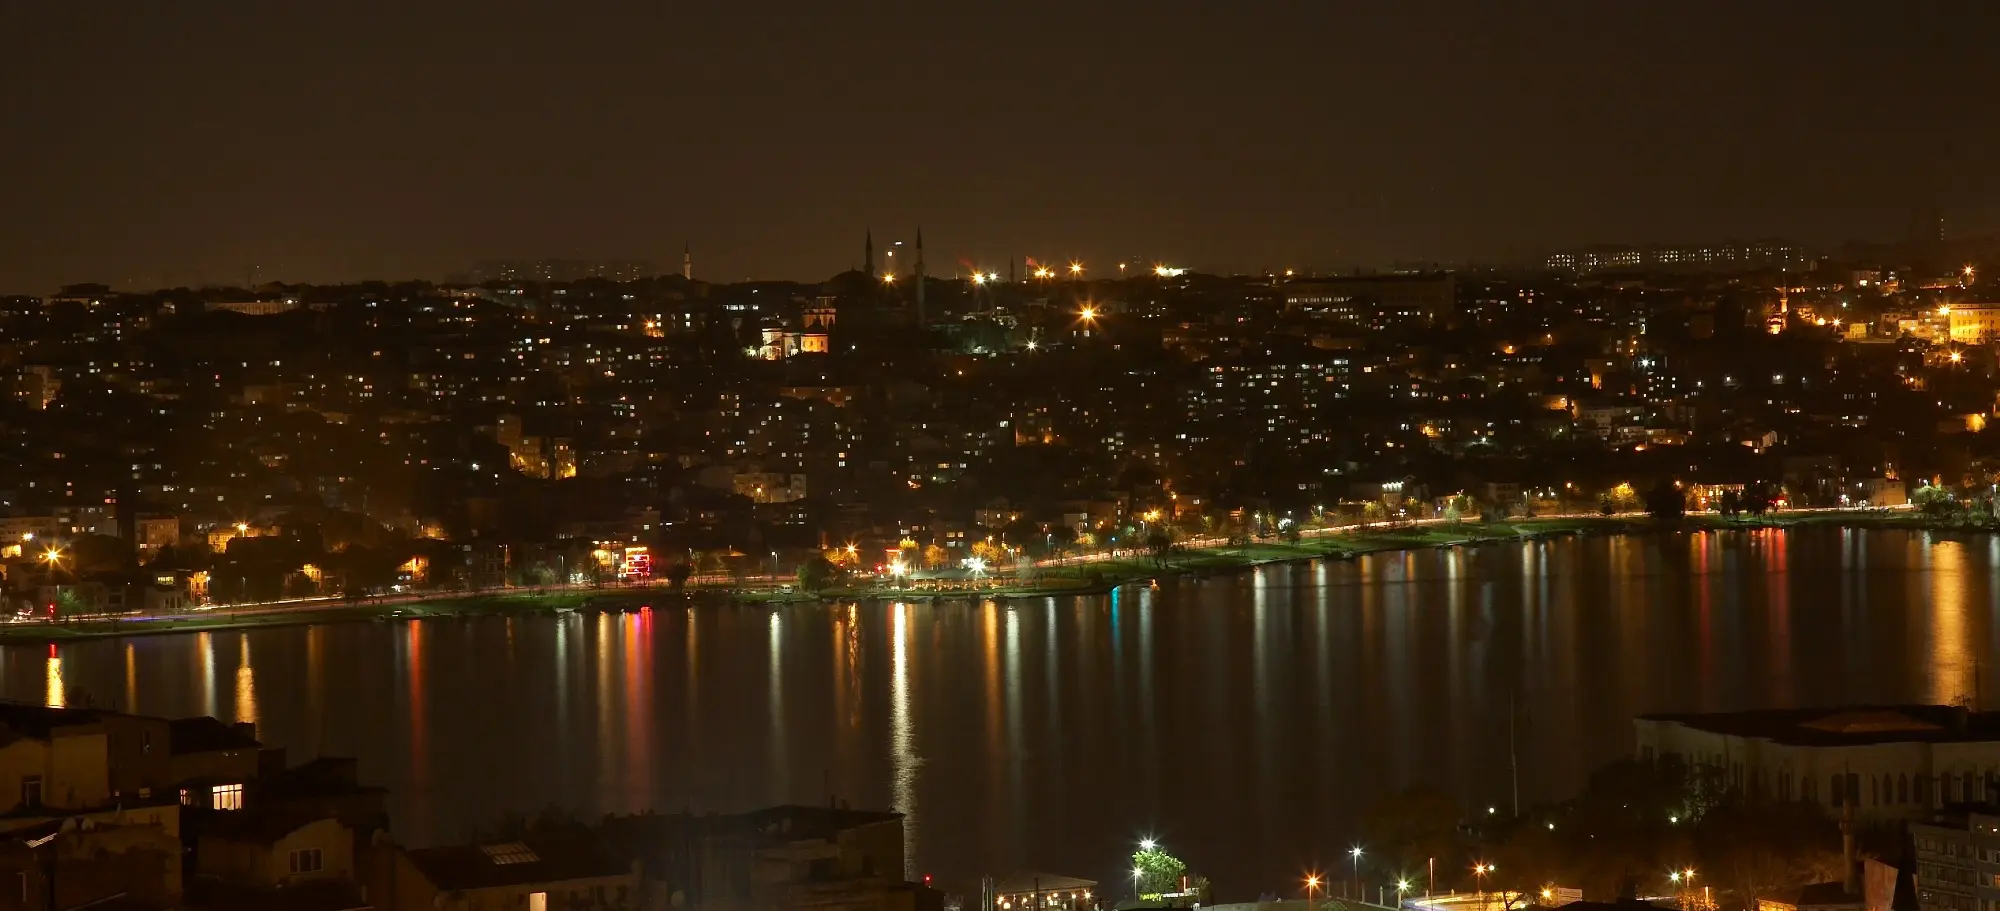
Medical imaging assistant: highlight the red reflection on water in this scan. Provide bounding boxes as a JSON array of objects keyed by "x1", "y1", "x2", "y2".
[
  {"x1": 407, "y1": 620, "x2": 427, "y2": 782},
  {"x1": 623, "y1": 610, "x2": 653, "y2": 809}
]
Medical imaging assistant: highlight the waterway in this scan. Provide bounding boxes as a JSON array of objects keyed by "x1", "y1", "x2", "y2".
[{"x1": 2, "y1": 527, "x2": 1995, "y2": 896}]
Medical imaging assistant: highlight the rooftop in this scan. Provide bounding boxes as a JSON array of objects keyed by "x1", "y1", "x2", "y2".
[
  {"x1": 1641, "y1": 706, "x2": 2000, "y2": 746},
  {"x1": 404, "y1": 832, "x2": 631, "y2": 892},
  {"x1": 169, "y1": 716, "x2": 261, "y2": 755}
]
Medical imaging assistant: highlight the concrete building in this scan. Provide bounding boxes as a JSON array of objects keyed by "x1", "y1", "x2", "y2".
[
  {"x1": 599, "y1": 805, "x2": 934, "y2": 911},
  {"x1": 1911, "y1": 811, "x2": 2000, "y2": 911},
  {"x1": 1547, "y1": 240, "x2": 1805, "y2": 273},
  {"x1": 1283, "y1": 274, "x2": 1456, "y2": 330},
  {"x1": 389, "y1": 832, "x2": 638, "y2": 911},
  {"x1": 1945, "y1": 305, "x2": 2000, "y2": 344},
  {"x1": 1636, "y1": 706, "x2": 2000, "y2": 820}
]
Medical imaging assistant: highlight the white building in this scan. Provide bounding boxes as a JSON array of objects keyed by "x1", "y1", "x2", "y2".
[{"x1": 1635, "y1": 706, "x2": 2000, "y2": 820}]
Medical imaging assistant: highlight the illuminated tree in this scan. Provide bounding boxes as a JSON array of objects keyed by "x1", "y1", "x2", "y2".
[
  {"x1": 969, "y1": 540, "x2": 1005, "y2": 564},
  {"x1": 1133, "y1": 846, "x2": 1189, "y2": 899},
  {"x1": 922, "y1": 544, "x2": 949, "y2": 570}
]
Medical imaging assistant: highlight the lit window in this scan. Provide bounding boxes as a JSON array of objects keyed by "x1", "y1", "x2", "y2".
[{"x1": 212, "y1": 783, "x2": 244, "y2": 810}]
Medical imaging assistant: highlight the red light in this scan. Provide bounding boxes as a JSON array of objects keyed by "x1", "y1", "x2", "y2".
[{"x1": 924, "y1": 875, "x2": 933, "y2": 885}]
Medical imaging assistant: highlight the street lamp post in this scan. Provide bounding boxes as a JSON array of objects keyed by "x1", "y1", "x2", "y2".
[
  {"x1": 1306, "y1": 874, "x2": 1320, "y2": 911},
  {"x1": 1350, "y1": 847, "x2": 1363, "y2": 900},
  {"x1": 1473, "y1": 863, "x2": 1494, "y2": 911}
]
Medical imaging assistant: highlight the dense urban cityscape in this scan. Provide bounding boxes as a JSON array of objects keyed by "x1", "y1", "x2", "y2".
[
  {"x1": 3, "y1": 226, "x2": 1999, "y2": 610},
  {"x1": 9, "y1": 2, "x2": 2000, "y2": 910}
]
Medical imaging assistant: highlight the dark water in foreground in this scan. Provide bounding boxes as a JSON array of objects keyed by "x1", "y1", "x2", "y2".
[{"x1": 3, "y1": 527, "x2": 1996, "y2": 896}]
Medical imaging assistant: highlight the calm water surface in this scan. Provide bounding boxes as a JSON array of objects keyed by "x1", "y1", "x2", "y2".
[{"x1": 5, "y1": 528, "x2": 1996, "y2": 896}]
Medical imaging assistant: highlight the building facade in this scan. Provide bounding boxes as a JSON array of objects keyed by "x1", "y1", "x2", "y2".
[{"x1": 1635, "y1": 706, "x2": 2000, "y2": 820}]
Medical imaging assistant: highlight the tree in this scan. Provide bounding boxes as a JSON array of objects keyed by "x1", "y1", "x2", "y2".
[
  {"x1": 922, "y1": 544, "x2": 949, "y2": 570},
  {"x1": 1145, "y1": 528, "x2": 1175, "y2": 568},
  {"x1": 1444, "y1": 494, "x2": 1474, "y2": 527},
  {"x1": 1693, "y1": 800, "x2": 1842, "y2": 908},
  {"x1": 1132, "y1": 846, "x2": 1189, "y2": 899},
  {"x1": 1718, "y1": 490, "x2": 1741, "y2": 517},
  {"x1": 969, "y1": 540, "x2": 1005, "y2": 564},
  {"x1": 665, "y1": 562, "x2": 693, "y2": 592},
  {"x1": 1914, "y1": 483, "x2": 1958, "y2": 520},
  {"x1": 1646, "y1": 482, "x2": 1686, "y2": 524},
  {"x1": 1360, "y1": 785, "x2": 1463, "y2": 874},
  {"x1": 797, "y1": 556, "x2": 840, "y2": 593}
]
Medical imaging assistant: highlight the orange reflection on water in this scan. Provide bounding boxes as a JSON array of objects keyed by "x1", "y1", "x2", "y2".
[
  {"x1": 234, "y1": 634, "x2": 257, "y2": 725},
  {"x1": 407, "y1": 620, "x2": 427, "y2": 781},
  {"x1": 1931, "y1": 540, "x2": 1972, "y2": 704},
  {"x1": 45, "y1": 645, "x2": 62, "y2": 708},
  {"x1": 197, "y1": 630, "x2": 216, "y2": 717},
  {"x1": 983, "y1": 601, "x2": 1000, "y2": 750},
  {"x1": 123, "y1": 642, "x2": 137, "y2": 714}
]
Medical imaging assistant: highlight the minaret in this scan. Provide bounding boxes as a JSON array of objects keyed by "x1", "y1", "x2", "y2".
[
  {"x1": 864, "y1": 228, "x2": 875, "y2": 279},
  {"x1": 914, "y1": 227, "x2": 926, "y2": 326},
  {"x1": 682, "y1": 242, "x2": 692, "y2": 281}
]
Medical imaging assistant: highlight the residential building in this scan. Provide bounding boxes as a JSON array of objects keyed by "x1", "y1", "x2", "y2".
[
  {"x1": 1282, "y1": 274, "x2": 1456, "y2": 329},
  {"x1": 1911, "y1": 811, "x2": 2000, "y2": 911},
  {"x1": 388, "y1": 833, "x2": 638, "y2": 911},
  {"x1": 1946, "y1": 305, "x2": 2000, "y2": 344},
  {"x1": 599, "y1": 805, "x2": 932, "y2": 911}
]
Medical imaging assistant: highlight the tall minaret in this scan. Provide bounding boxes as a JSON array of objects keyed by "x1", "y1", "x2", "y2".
[
  {"x1": 682, "y1": 242, "x2": 692, "y2": 281},
  {"x1": 864, "y1": 228, "x2": 875, "y2": 279},
  {"x1": 914, "y1": 228, "x2": 926, "y2": 326}
]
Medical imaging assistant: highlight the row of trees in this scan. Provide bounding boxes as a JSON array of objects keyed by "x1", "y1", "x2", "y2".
[{"x1": 1358, "y1": 756, "x2": 1845, "y2": 907}]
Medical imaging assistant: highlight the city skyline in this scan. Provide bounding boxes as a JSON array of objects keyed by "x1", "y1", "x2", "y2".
[{"x1": 4, "y1": 2, "x2": 1998, "y2": 290}]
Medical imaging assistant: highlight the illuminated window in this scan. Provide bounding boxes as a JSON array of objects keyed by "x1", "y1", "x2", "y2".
[
  {"x1": 211, "y1": 783, "x2": 243, "y2": 811},
  {"x1": 528, "y1": 893, "x2": 548, "y2": 911}
]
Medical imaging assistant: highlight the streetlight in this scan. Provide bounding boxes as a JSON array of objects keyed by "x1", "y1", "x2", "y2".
[
  {"x1": 1473, "y1": 863, "x2": 1494, "y2": 911},
  {"x1": 1350, "y1": 847, "x2": 1363, "y2": 900},
  {"x1": 1069, "y1": 262, "x2": 1084, "y2": 278},
  {"x1": 1305, "y1": 874, "x2": 1320, "y2": 911},
  {"x1": 1133, "y1": 867, "x2": 1143, "y2": 900}
]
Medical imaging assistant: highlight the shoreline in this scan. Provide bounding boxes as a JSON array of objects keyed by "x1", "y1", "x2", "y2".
[{"x1": 2, "y1": 510, "x2": 1968, "y2": 645}]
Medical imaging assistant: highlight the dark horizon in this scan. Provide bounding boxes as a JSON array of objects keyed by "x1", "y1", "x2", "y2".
[{"x1": 4, "y1": 2, "x2": 1997, "y2": 292}]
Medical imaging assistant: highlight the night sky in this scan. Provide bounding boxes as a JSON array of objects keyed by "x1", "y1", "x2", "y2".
[{"x1": 4, "y1": 2, "x2": 1996, "y2": 292}]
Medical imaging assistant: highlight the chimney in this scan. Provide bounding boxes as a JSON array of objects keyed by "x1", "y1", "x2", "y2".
[{"x1": 1842, "y1": 799, "x2": 1858, "y2": 895}]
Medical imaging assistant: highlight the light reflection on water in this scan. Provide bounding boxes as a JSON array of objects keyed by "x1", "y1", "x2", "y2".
[{"x1": 12, "y1": 528, "x2": 2000, "y2": 894}]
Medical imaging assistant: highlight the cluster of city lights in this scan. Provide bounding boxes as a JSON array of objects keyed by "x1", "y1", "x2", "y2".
[{"x1": 884, "y1": 262, "x2": 1184, "y2": 283}]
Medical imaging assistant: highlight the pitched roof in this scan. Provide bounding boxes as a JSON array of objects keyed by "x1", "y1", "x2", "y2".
[
  {"x1": 201, "y1": 811, "x2": 339, "y2": 846},
  {"x1": 404, "y1": 833, "x2": 630, "y2": 892},
  {"x1": 169, "y1": 717, "x2": 261, "y2": 755},
  {"x1": 1641, "y1": 706, "x2": 2000, "y2": 746}
]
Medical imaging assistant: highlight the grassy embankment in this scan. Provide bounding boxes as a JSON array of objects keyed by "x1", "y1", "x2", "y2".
[{"x1": 4, "y1": 510, "x2": 1961, "y2": 642}]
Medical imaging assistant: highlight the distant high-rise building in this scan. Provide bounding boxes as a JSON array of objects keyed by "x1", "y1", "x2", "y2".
[
  {"x1": 864, "y1": 228, "x2": 875, "y2": 279},
  {"x1": 682, "y1": 242, "x2": 692, "y2": 281},
  {"x1": 914, "y1": 228, "x2": 926, "y2": 325},
  {"x1": 1282, "y1": 273, "x2": 1457, "y2": 329},
  {"x1": 468, "y1": 258, "x2": 656, "y2": 283},
  {"x1": 1545, "y1": 240, "x2": 1804, "y2": 273}
]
